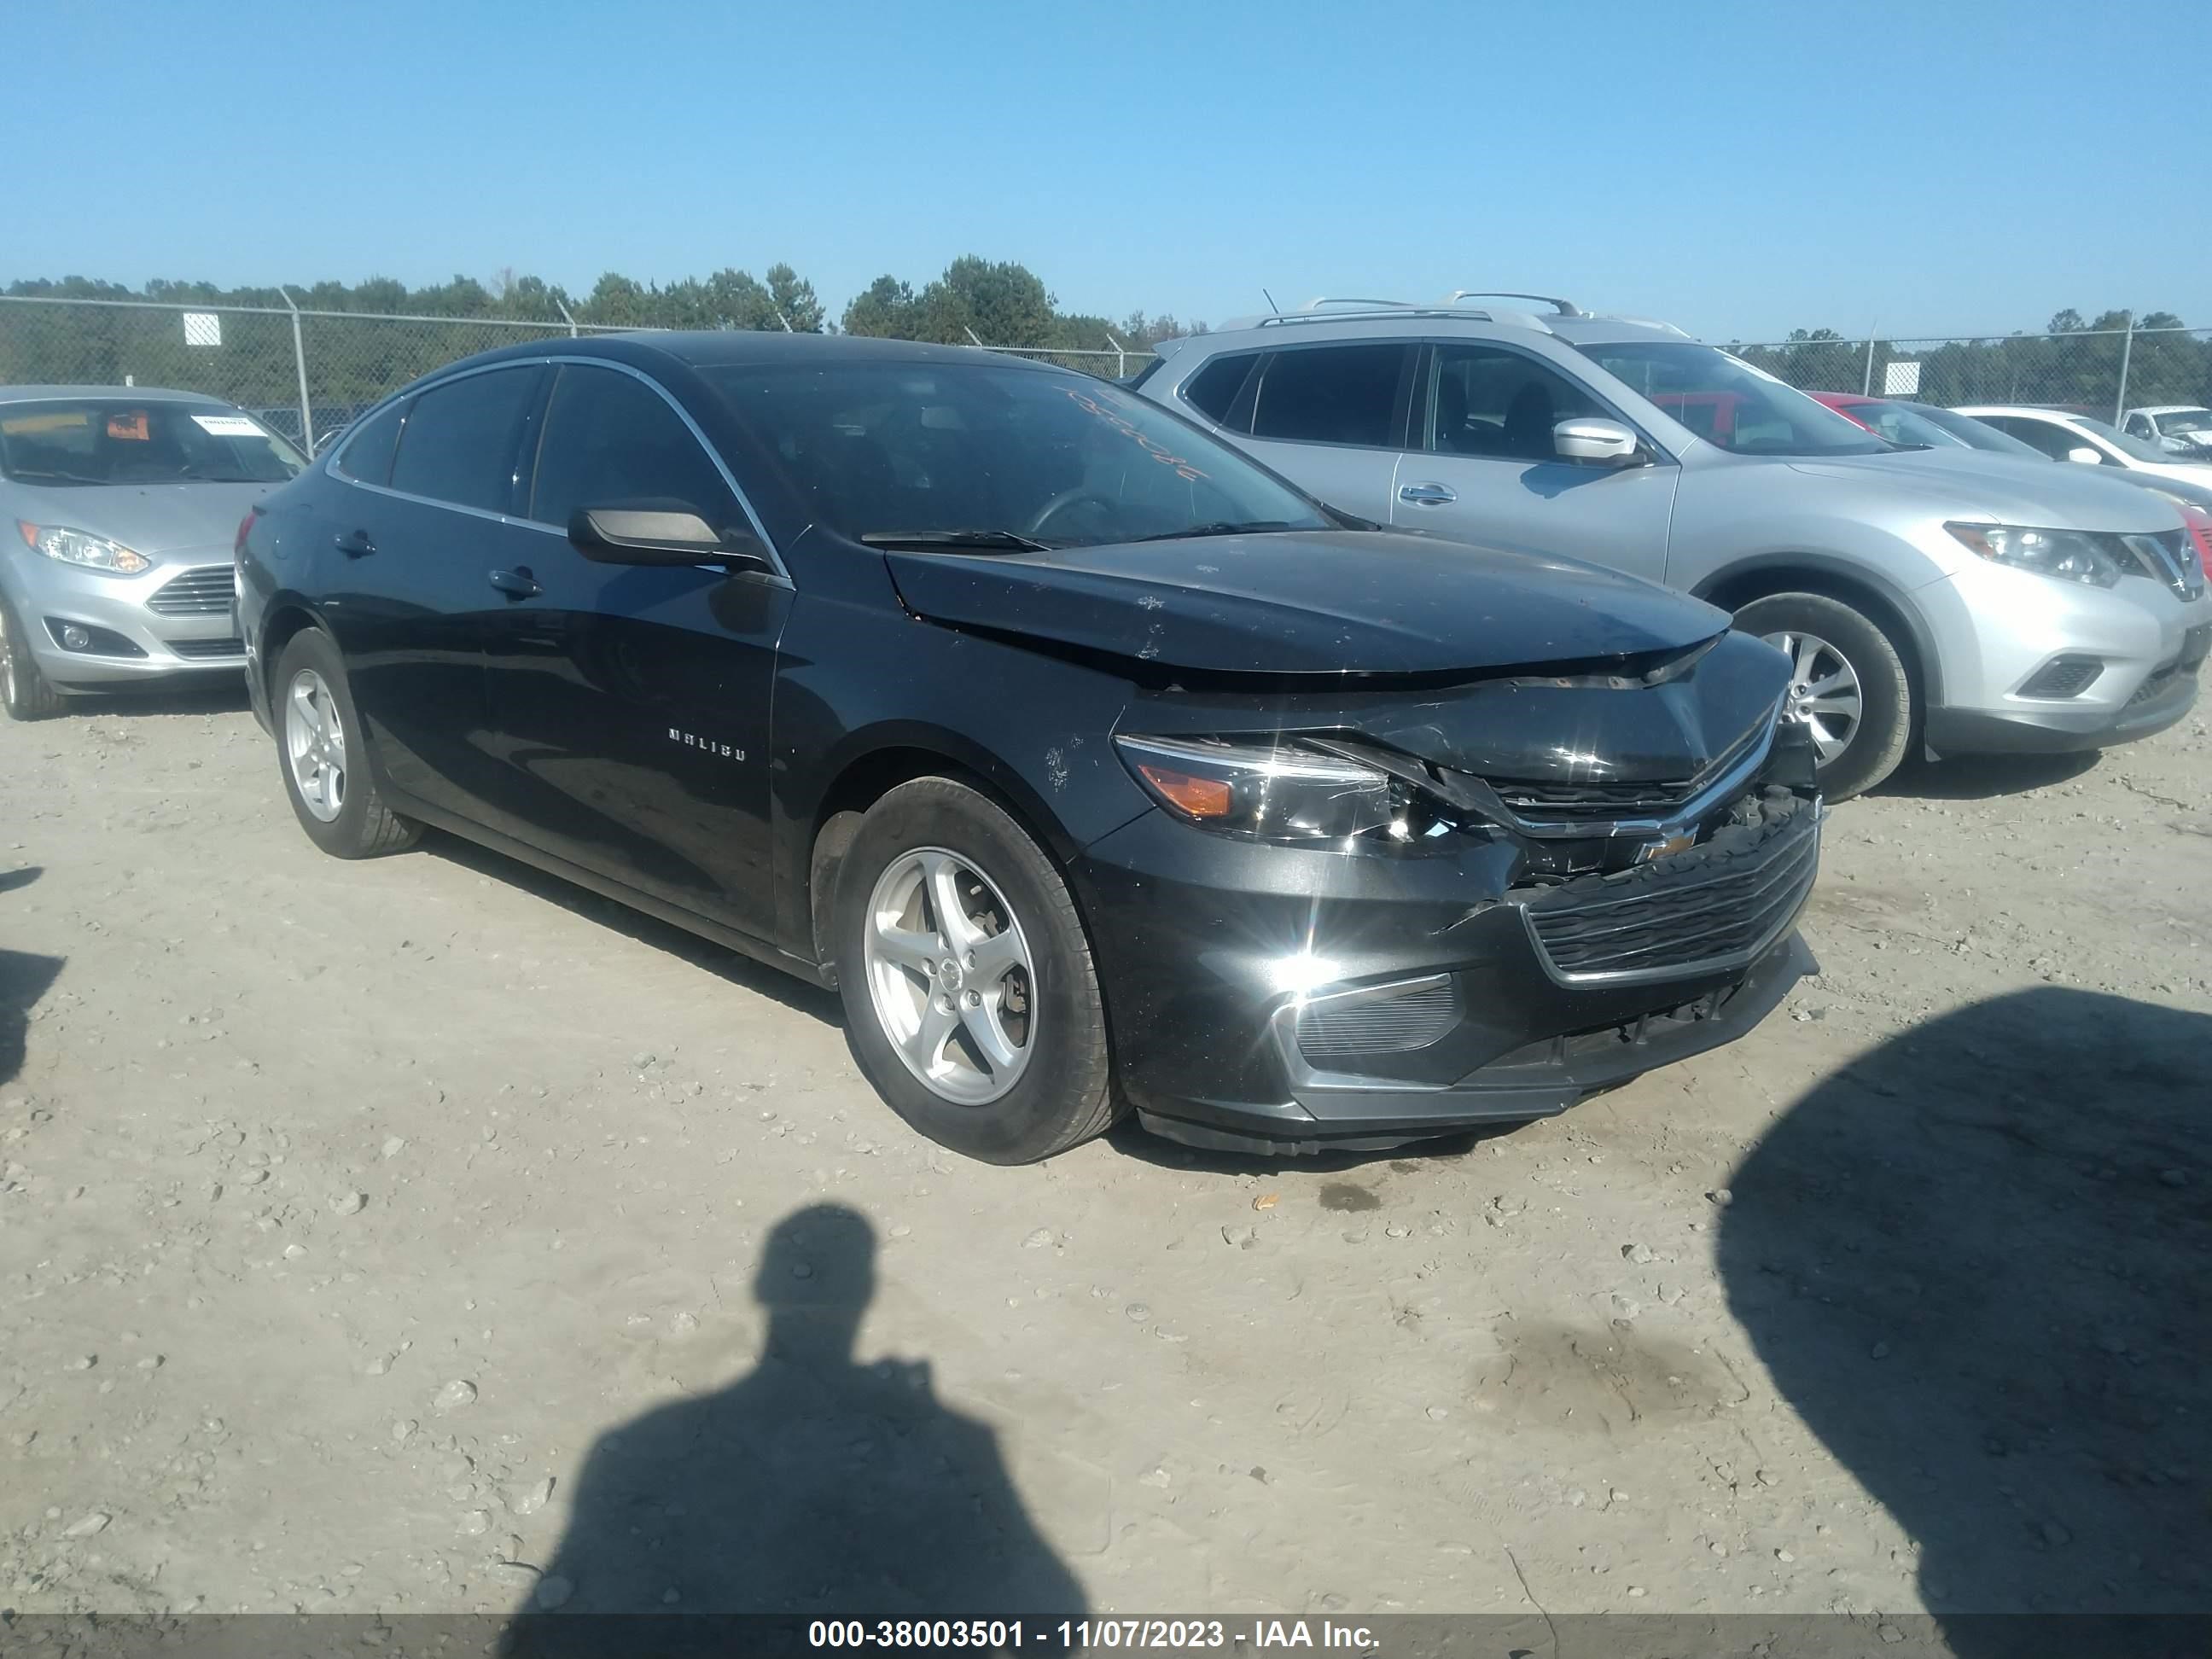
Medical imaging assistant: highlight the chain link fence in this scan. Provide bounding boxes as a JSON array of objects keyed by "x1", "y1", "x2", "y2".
[
  {"x1": 1732, "y1": 326, "x2": 2212, "y2": 422},
  {"x1": 6, "y1": 294, "x2": 2208, "y2": 445}
]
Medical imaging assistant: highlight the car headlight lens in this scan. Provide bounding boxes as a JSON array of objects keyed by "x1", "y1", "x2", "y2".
[
  {"x1": 15, "y1": 521, "x2": 151, "y2": 576},
  {"x1": 1115, "y1": 735, "x2": 1400, "y2": 841},
  {"x1": 1944, "y1": 521, "x2": 2124, "y2": 587}
]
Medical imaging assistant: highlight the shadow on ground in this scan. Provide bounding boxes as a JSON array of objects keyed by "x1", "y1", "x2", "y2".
[
  {"x1": 65, "y1": 682, "x2": 253, "y2": 721},
  {"x1": 2, "y1": 864, "x2": 61, "y2": 1089},
  {"x1": 1872, "y1": 750, "x2": 2101, "y2": 801},
  {"x1": 1720, "y1": 987, "x2": 2211, "y2": 1649},
  {"x1": 503, "y1": 1204, "x2": 1082, "y2": 1652}
]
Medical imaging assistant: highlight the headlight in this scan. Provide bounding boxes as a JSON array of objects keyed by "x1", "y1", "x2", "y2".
[
  {"x1": 1115, "y1": 735, "x2": 1400, "y2": 841},
  {"x1": 15, "y1": 521, "x2": 151, "y2": 576},
  {"x1": 1944, "y1": 521, "x2": 2124, "y2": 587}
]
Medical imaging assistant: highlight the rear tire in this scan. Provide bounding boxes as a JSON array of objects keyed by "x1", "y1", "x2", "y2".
[
  {"x1": 271, "y1": 629, "x2": 419, "y2": 859},
  {"x1": 1734, "y1": 591, "x2": 1912, "y2": 800},
  {"x1": 0, "y1": 596, "x2": 68, "y2": 721},
  {"x1": 833, "y1": 777, "x2": 1120, "y2": 1164}
]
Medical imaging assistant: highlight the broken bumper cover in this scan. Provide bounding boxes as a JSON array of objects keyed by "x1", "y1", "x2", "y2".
[{"x1": 1074, "y1": 797, "x2": 1820, "y2": 1155}]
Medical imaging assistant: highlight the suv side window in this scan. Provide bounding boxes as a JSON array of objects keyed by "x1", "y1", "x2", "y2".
[
  {"x1": 333, "y1": 399, "x2": 406, "y2": 487},
  {"x1": 1249, "y1": 345, "x2": 1411, "y2": 447},
  {"x1": 1427, "y1": 345, "x2": 1606, "y2": 461},
  {"x1": 387, "y1": 366, "x2": 544, "y2": 514},
  {"x1": 527, "y1": 364, "x2": 740, "y2": 532},
  {"x1": 1984, "y1": 416, "x2": 2075, "y2": 461},
  {"x1": 1180, "y1": 353, "x2": 1259, "y2": 429}
]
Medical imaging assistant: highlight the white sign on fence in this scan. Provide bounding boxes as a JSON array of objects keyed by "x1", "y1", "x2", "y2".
[
  {"x1": 182, "y1": 312, "x2": 222, "y2": 347},
  {"x1": 1883, "y1": 359, "x2": 1922, "y2": 396}
]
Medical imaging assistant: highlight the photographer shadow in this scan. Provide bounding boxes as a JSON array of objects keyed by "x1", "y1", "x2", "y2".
[{"x1": 504, "y1": 1203, "x2": 1083, "y2": 1655}]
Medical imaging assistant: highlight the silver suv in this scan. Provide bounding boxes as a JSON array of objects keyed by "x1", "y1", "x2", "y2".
[{"x1": 1133, "y1": 296, "x2": 2210, "y2": 797}]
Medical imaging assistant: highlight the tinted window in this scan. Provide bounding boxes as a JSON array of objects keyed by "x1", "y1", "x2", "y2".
[
  {"x1": 528, "y1": 365, "x2": 737, "y2": 531},
  {"x1": 1983, "y1": 416, "x2": 2075, "y2": 460},
  {"x1": 0, "y1": 399, "x2": 303, "y2": 486},
  {"x1": 1180, "y1": 353, "x2": 1257, "y2": 428},
  {"x1": 1429, "y1": 346, "x2": 1606, "y2": 460},
  {"x1": 334, "y1": 399, "x2": 405, "y2": 486},
  {"x1": 1250, "y1": 346, "x2": 1408, "y2": 447},
  {"x1": 1905, "y1": 405, "x2": 2047, "y2": 458},
  {"x1": 388, "y1": 367, "x2": 541, "y2": 513},
  {"x1": 700, "y1": 359, "x2": 1328, "y2": 549}
]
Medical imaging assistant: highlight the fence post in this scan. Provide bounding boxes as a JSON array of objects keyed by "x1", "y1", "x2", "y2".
[
  {"x1": 277, "y1": 287, "x2": 314, "y2": 451},
  {"x1": 2113, "y1": 312, "x2": 2135, "y2": 426},
  {"x1": 1861, "y1": 335, "x2": 1877, "y2": 397},
  {"x1": 1104, "y1": 330, "x2": 1127, "y2": 379},
  {"x1": 554, "y1": 298, "x2": 579, "y2": 339}
]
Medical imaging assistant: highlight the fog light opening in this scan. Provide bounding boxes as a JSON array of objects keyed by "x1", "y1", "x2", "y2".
[
  {"x1": 1265, "y1": 953, "x2": 1344, "y2": 999},
  {"x1": 58, "y1": 624, "x2": 91, "y2": 651}
]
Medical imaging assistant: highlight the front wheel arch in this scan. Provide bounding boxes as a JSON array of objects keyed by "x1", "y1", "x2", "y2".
[{"x1": 1695, "y1": 559, "x2": 1936, "y2": 715}]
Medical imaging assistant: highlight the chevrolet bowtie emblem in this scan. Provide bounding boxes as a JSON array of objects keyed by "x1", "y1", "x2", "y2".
[{"x1": 1636, "y1": 832, "x2": 1697, "y2": 863}]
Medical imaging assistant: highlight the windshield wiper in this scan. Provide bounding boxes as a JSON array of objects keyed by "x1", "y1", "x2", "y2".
[
  {"x1": 1131, "y1": 519, "x2": 1304, "y2": 542},
  {"x1": 7, "y1": 468, "x2": 108, "y2": 486},
  {"x1": 858, "y1": 529, "x2": 1055, "y2": 553}
]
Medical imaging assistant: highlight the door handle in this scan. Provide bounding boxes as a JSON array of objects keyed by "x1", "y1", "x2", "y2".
[
  {"x1": 334, "y1": 529, "x2": 376, "y2": 557},
  {"x1": 488, "y1": 568, "x2": 542, "y2": 600},
  {"x1": 1398, "y1": 482, "x2": 1458, "y2": 506}
]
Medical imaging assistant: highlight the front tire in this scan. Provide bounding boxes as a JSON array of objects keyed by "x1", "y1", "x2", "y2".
[
  {"x1": 1734, "y1": 591, "x2": 1912, "y2": 800},
  {"x1": 833, "y1": 777, "x2": 1119, "y2": 1164},
  {"x1": 0, "y1": 596, "x2": 68, "y2": 721},
  {"x1": 271, "y1": 629, "x2": 419, "y2": 859}
]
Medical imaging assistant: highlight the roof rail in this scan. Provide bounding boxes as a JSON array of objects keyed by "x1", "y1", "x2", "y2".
[
  {"x1": 1299, "y1": 296, "x2": 1419, "y2": 311},
  {"x1": 1442, "y1": 290, "x2": 1585, "y2": 318},
  {"x1": 1249, "y1": 304, "x2": 1534, "y2": 332}
]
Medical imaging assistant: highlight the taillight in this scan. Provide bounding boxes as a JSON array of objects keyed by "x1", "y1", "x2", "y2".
[{"x1": 235, "y1": 510, "x2": 256, "y2": 559}]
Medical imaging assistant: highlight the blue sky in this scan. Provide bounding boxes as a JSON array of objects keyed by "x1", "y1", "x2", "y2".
[{"x1": 20, "y1": 0, "x2": 2207, "y2": 342}]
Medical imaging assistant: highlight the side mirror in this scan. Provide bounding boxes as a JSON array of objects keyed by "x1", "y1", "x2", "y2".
[
  {"x1": 568, "y1": 507, "x2": 771, "y2": 572},
  {"x1": 1553, "y1": 416, "x2": 1644, "y2": 467},
  {"x1": 2064, "y1": 446, "x2": 2104, "y2": 465}
]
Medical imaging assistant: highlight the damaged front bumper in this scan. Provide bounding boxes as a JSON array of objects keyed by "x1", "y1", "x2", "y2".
[{"x1": 1074, "y1": 771, "x2": 1822, "y2": 1156}]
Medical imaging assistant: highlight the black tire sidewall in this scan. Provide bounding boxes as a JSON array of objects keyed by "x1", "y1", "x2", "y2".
[
  {"x1": 0, "y1": 594, "x2": 65, "y2": 720},
  {"x1": 1736, "y1": 592, "x2": 1912, "y2": 800},
  {"x1": 833, "y1": 779, "x2": 1111, "y2": 1164},
  {"x1": 271, "y1": 629, "x2": 389, "y2": 855}
]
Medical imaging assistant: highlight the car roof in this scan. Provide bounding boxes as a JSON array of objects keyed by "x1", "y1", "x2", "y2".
[
  {"x1": 437, "y1": 330, "x2": 1067, "y2": 378},
  {"x1": 2132, "y1": 404, "x2": 2208, "y2": 415},
  {"x1": 0, "y1": 384, "x2": 230, "y2": 405},
  {"x1": 1953, "y1": 404, "x2": 2088, "y2": 420}
]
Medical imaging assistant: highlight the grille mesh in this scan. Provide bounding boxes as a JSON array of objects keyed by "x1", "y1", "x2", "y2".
[
  {"x1": 1297, "y1": 981, "x2": 1458, "y2": 1060},
  {"x1": 168, "y1": 637, "x2": 244, "y2": 660},
  {"x1": 1527, "y1": 802, "x2": 1819, "y2": 979},
  {"x1": 146, "y1": 567, "x2": 236, "y2": 616}
]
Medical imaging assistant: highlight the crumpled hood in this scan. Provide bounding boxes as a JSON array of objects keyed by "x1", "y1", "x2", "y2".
[
  {"x1": 1785, "y1": 452, "x2": 2181, "y2": 533},
  {"x1": 5, "y1": 479, "x2": 280, "y2": 557},
  {"x1": 883, "y1": 530, "x2": 1729, "y2": 679}
]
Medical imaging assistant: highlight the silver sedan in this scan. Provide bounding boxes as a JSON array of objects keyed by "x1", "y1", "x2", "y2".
[{"x1": 0, "y1": 386, "x2": 304, "y2": 719}]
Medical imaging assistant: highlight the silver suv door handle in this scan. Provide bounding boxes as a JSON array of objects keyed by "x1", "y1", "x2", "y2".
[{"x1": 1399, "y1": 482, "x2": 1457, "y2": 505}]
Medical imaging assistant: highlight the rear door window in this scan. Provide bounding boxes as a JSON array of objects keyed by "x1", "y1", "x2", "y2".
[
  {"x1": 1983, "y1": 416, "x2": 2075, "y2": 460},
  {"x1": 526, "y1": 364, "x2": 740, "y2": 532},
  {"x1": 1249, "y1": 344, "x2": 1412, "y2": 448},
  {"x1": 388, "y1": 366, "x2": 544, "y2": 515},
  {"x1": 334, "y1": 400, "x2": 406, "y2": 487},
  {"x1": 1179, "y1": 352, "x2": 1260, "y2": 429}
]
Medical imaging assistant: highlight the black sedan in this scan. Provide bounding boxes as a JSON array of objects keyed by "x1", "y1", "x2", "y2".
[{"x1": 237, "y1": 333, "x2": 1819, "y2": 1162}]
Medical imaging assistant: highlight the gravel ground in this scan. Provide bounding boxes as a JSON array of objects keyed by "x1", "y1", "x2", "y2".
[{"x1": 1, "y1": 687, "x2": 2207, "y2": 1635}]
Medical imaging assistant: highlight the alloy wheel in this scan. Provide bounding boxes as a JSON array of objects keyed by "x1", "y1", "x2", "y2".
[
  {"x1": 285, "y1": 668, "x2": 348, "y2": 823},
  {"x1": 862, "y1": 846, "x2": 1036, "y2": 1105},
  {"x1": 1762, "y1": 630, "x2": 1863, "y2": 765},
  {"x1": 0, "y1": 606, "x2": 15, "y2": 706}
]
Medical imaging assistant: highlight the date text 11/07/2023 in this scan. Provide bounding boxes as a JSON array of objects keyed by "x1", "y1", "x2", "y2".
[{"x1": 807, "y1": 1618, "x2": 1381, "y2": 1650}]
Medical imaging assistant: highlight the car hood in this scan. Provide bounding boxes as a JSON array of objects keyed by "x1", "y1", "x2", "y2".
[
  {"x1": 1784, "y1": 451, "x2": 2184, "y2": 532},
  {"x1": 882, "y1": 530, "x2": 1729, "y2": 680},
  {"x1": 5, "y1": 479, "x2": 282, "y2": 556}
]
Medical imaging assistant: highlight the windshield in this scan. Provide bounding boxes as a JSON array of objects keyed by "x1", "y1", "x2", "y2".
[
  {"x1": 2068, "y1": 414, "x2": 2178, "y2": 464},
  {"x1": 1901, "y1": 403, "x2": 2049, "y2": 458},
  {"x1": 1828, "y1": 399, "x2": 1977, "y2": 451},
  {"x1": 2155, "y1": 409, "x2": 2212, "y2": 436},
  {"x1": 0, "y1": 399, "x2": 306, "y2": 486},
  {"x1": 1574, "y1": 341, "x2": 1889, "y2": 457},
  {"x1": 701, "y1": 358, "x2": 1331, "y2": 548}
]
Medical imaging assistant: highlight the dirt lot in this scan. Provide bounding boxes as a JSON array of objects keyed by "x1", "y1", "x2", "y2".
[{"x1": 3, "y1": 687, "x2": 2208, "y2": 1636}]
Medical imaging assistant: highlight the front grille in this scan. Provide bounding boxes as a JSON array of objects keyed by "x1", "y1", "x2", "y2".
[
  {"x1": 2131, "y1": 529, "x2": 2206, "y2": 602},
  {"x1": 1297, "y1": 979, "x2": 1458, "y2": 1061},
  {"x1": 2018, "y1": 656, "x2": 2104, "y2": 700},
  {"x1": 1486, "y1": 718, "x2": 1767, "y2": 820},
  {"x1": 168, "y1": 637, "x2": 244, "y2": 660},
  {"x1": 146, "y1": 566, "x2": 236, "y2": 616},
  {"x1": 1525, "y1": 795, "x2": 1819, "y2": 981}
]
